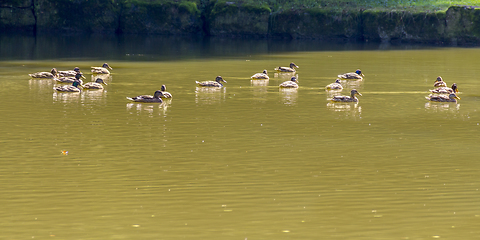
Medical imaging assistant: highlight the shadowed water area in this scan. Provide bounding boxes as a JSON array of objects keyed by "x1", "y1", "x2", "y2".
[{"x1": 1, "y1": 33, "x2": 480, "y2": 239}]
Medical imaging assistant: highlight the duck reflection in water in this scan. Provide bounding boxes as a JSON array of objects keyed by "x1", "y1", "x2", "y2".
[
  {"x1": 195, "y1": 86, "x2": 226, "y2": 104},
  {"x1": 424, "y1": 102, "x2": 460, "y2": 112},
  {"x1": 279, "y1": 87, "x2": 298, "y2": 105},
  {"x1": 327, "y1": 102, "x2": 362, "y2": 118},
  {"x1": 126, "y1": 102, "x2": 169, "y2": 116}
]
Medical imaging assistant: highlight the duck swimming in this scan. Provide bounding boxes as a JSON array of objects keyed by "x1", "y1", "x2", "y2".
[
  {"x1": 330, "y1": 89, "x2": 362, "y2": 102},
  {"x1": 160, "y1": 85, "x2": 173, "y2": 98},
  {"x1": 91, "y1": 63, "x2": 113, "y2": 74},
  {"x1": 338, "y1": 69, "x2": 364, "y2": 80},
  {"x1": 58, "y1": 67, "x2": 83, "y2": 77},
  {"x1": 275, "y1": 62, "x2": 299, "y2": 73},
  {"x1": 251, "y1": 70, "x2": 269, "y2": 80},
  {"x1": 279, "y1": 76, "x2": 299, "y2": 88},
  {"x1": 29, "y1": 68, "x2": 58, "y2": 79},
  {"x1": 54, "y1": 80, "x2": 83, "y2": 92},
  {"x1": 83, "y1": 78, "x2": 107, "y2": 90},
  {"x1": 126, "y1": 90, "x2": 164, "y2": 103},
  {"x1": 196, "y1": 76, "x2": 227, "y2": 87},
  {"x1": 430, "y1": 83, "x2": 458, "y2": 94},
  {"x1": 433, "y1": 76, "x2": 447, "y2": 87},
  {"x1": 55, "y1": 72, "x2": 84, "y2": 84},
  {"x1": 325, "y1": 79, "x2": 343, "y2": 90},
  {"x1": 426, "y1": 93, "x2": 460, "y2": 103}
]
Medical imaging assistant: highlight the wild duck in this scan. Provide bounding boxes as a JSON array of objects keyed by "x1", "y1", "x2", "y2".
[
  {"x1": 325, "y1": 79, "x2": 343, "y2": 90},
  {"x1": 58, "y1": 67, "x2": 83, "y2": 77},
  {"x1": 126, "y1": 90, "x2": 164, "y2": 103},
  {"x1": 91, "y1": 63, "x2": 113, "y2": 74},
  {"x1": 274, "y1": 62, "x2": 299, "y2": 72},
  {"x1": 55, "y1": 72, "x2": 84, "y2": 84},
  {"x1": 29, "y1": 68, "x2": 58, "y2": 79},
  {"x1": 54, "y1": 80, "x2": 83, "y2": 92},
  {"x1": 338, "y1": 69, "x2": 364, "y2": 80},
  {"x1": 196, "y1": 76, "x2": 227, "y2": 87},
  {"x1": 160, "y1": 85, "x2": 172, "y2": 98},
  {"x1": 430, "y1": 83, "x2": 458, "y2": 94},
  {"x1": 426, "y1": 93, "x2": 460, "y2": 103},
  {"x1": 251, "y1": 70, "x2": 269, "y2": 80},
  {"x1": 433, "y1": 76, "x2": 447, "y2": 87},
  {"x1": 83, "y1": 78, "x2": 107, "y2": 90},
  {"x1": 279, "y1": 76, "x2": 299, "y2": 88},
  {"x1": 330, "y1": 89, "x2": 362, "y2": 102}
]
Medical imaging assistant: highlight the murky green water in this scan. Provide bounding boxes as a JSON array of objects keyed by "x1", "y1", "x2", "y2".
[{"x1": 1, "y1": 34, "x2": 480, "y2": 239}]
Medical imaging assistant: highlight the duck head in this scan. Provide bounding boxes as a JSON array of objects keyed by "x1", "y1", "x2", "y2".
[
  {"x1": 74, "y1": 67, "x2": 81, "y2": 72},
  {"x1": 355, "y1": 69, "x2": 364, "y2": 76},
  {"x1": 154, "y1": 90, "x2": 165, "y2": 98},
  {"x1": 75, "y1": 72, "x2": 85, "y2": 80},
  {"x1": 262, "y1": 69, "x2": 268, "y2": 74},
  {"x1": 289, "y1": 62, "x2": 299, "y2": 69},
  {"x1": 161, "y1": 85, "x2": 167, "y2": 92},
  {"x1": 435, "y1": 76, "x2": 444, "y2": 82},
  {"x1": 215, "y1": 76, "x2": 226, "y2": 83},
  {"x1": 449, "y1": 93, "x2": 460, "y2": 100},
  {"x1": 335, "y1": 79, "x2": 341, "y2": 84},
  {"x1": 102, "y1": 63, "x2": 113, "y2": 70},
  {"x1": 351, "y1": 89, "x2": 362, "y2": 97},
  {"x1": 290, "y1": 76, "x2": 298, "y2": 82},
  {"x1": 95, "y1": 78, "x2": 107, "y2": 85},
  {"x1": 451, "y1": 83, "x2": 458, "y2": 92}
]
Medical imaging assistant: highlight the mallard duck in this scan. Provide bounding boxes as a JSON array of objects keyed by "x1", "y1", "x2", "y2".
[
  {"x1": 330, "y1": 89, "x2": 362, "y2": 102},
  {"x1": 325, "y1": 79, "x2": 343, "y2": 90},
  {"x1": 279, "y1": 76, "x2": 299, "y2": 88},
  {"x1": 160, "y1": 85, "x2": 172, "y2": 98},
  {"x1": 338, "y1": 69, "x2": 364, "y2": 80},
  {"x1": 54, "y1": 80, "x2": 83, "y2": 92},
  {"x1": 275, "y1": 62, "x2": 299, "y2": 72},
  {"x1": 55, "y1": 72, "x2": 84, "y2": 84},
  {"x1": 433, "y1": 76, "x2": 447, "y2": 87},
  {"x1": 58, "y1": 67, "x2": 83, "y2": 77},
  {"x1": 430, "y1": 83, "x2": 458, "y2": 94},
  {"x1": 426, "y1": 93, "x2": 460, "y2": 103},
  {"x1": 29, "y1": 68, "x2": 58, "y2": 78},
  {"x1": 91, "y1": 63, "x2": 113, "y2": 74},
  {"x1": 126, "y1": 90, "x2": 164, "y2": 103},
  {"x1": 83, "y1": 78, "x2": 107, "y2": 90},
  {"x1": 196, "y1": 76, "x2": 227, "y2": 87},
  {"x1": 251, "y1": 70, "x2": 269, "y2": 80}
]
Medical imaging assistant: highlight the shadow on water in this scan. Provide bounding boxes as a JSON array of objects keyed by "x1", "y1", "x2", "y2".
[{"x1": 0, "y1": 32, "x2": 441, "y2": 61}]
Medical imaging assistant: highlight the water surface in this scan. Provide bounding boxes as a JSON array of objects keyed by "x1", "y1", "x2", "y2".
[{"x1": 1, "y1": 34, "x2": 480, "y2": 239}]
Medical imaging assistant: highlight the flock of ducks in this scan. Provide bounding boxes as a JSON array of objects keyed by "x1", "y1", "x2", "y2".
[{"x1": 29, "y1": 62, "x2": 461, "y2": 104}]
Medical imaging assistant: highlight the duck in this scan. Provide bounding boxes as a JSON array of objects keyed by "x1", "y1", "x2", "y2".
[
  {"x1": 196, "y1": 76, "x2": 227, "y2": 87},
  {"x1": 426, "y1": 93, "x2": 460, "y2": 103},
  {"x1": 55, "y1": 72, "x2": 84, "y2": 84},
  {"x1": 330, "y1": 89, "x2": 362, "y2": 102},
  {"x1": 338, "y1": 69, "x2": 364, "y2": 80},
  {"x1": 29, "y1": 68, "x2": 58, "y2": 79},
  {"x1": 160, "y1": 85, "x2": 173, "y2": 98},
  {"x1": 279, "y1": 76, "x2": 299, "y2": 88},
  {"x1": 430, "y1": 83, "x2": 458, "y2": 94},
  {"x1": 83, "y1": 78, "x2": 108, "y2": 90},
  {"x1": 54, "y1": 80, "x2": 83, "y2": 92},
  {"x1": 251, "y1": 70, "x2": 269, "y2": 80},
  {"x1": 58, "y1": 67, "x2": 83, "y2": 77},
  {"x1": 274, "y1": 62, "x2": 299, "y2": 72},
  {"x1": 91, "y1": 63, "x2": 113, "y2": 74},
  {"x1": 433, "y1": 76, "x2": 447, "y2": 87},
  {"x1": 325, "y1": 79, "x2": 343, "y2": 90},
  {"x1": 126, "y1": 90, "x2": 164, "y2": 103}
]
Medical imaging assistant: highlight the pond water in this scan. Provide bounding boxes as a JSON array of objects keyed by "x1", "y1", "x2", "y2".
[{"x1": 1, "y1": 33, "x2": 480, "y2": 239}]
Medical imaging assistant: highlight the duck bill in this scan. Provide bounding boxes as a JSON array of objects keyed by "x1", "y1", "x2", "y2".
[{"x1": 455, "y1": 96, "x2": 461, "y2": 100}]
